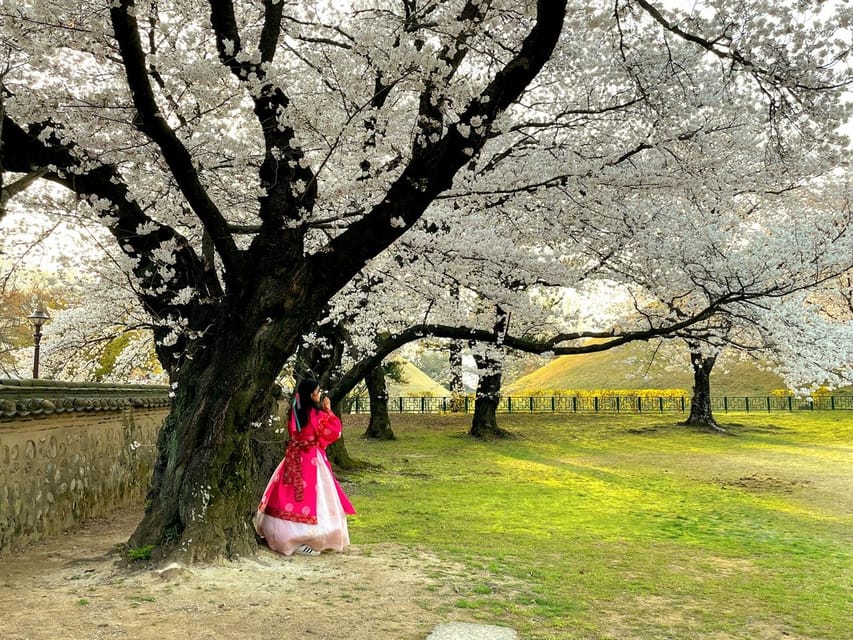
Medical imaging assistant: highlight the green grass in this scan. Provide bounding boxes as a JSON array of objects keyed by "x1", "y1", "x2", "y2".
[
  {"x1": 342, "y1": 412, "x2": 853, "y2": 639},
  {"x1": 125, "y1": 544, "x2": 155, "y2": 562}
]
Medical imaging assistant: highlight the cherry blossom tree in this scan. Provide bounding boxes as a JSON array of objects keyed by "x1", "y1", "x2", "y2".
[
  {"x1": 579, "y1": 178, "x2": 853, "y2": 429},
  {"x1": 7, "y1": 0, "x2": 573, "y2": 560},
  {"x1": 1, "y1": 0, "x2": 850, "y2": 561},
  {"x1": 674, "y1": 276, "x2": 853, "y2": 432},
  {"x1": 319, "y1": 151, "x2": 853, "y2": 435},
  {"x1": 37, "y1": 284, "x2": 165, "y2": 382},
  {"x1": 745, "y1": 283, "x2": 853, "y2": 394}
]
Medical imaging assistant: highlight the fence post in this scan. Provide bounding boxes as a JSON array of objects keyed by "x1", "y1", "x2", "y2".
[
  {"x1": 681, "y1": 396, "x2": 685, "y2": 412},
  {"x1": 616, "y1": 396, "x2": 621, "y2": 413},
  {"x1": 637, "y1": 397, "x2": 642, "y2": 413},
  {"x1": 831, "y1": 396, "x2": 836, "y2": 410},
  {"x1": 594, "y1": 396, "x2": 599, "y2": 413},
  {"x1": 767, "y1": 396, "x2": 771, "y2": 412},
  {"x1": 787, "y1": 396, "x2": 792, "y2": 412},
  {"x1": 465, "y1": 396, "x2": 469, "y2": 413},
  {"x1": 745, "y1": 397, "x2": 750, "y2": 413},
  {"x1": 572, "y1": 396, "x2": 577, "y2": 413},
  {"x1": 659, "y1": 397, "x2": 663, "y2": 413},
  {"x1": 421, "y1": 397, "x2": 426, "y2": 413},
  {"x1": 530, "y1": 397, "x2": 534, "y2": 413},
  {"x1": 552, "y1": 396, "x2": 556, "y2": 412},
  {"x1": 508, "y1": 397, "x2": 512, "y2": 413}
]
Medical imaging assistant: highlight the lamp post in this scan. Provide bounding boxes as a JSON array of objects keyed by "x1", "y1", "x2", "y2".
[{"x1": 27, "y1": 308, "x2": 50, "y2": 379}]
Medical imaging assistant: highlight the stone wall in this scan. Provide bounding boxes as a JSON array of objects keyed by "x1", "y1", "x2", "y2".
[{"x1": 0, "y1": 380, "x2": 170, "y2": 555}]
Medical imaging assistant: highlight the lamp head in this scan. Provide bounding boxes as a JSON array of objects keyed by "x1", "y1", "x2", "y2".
[{"x1": 27, "y1": 309, "x2": 50, "y2": 329}]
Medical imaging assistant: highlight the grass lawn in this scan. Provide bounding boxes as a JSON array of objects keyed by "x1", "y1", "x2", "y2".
[{"x1": 341, "y1": 411, "x2": 853, "y2": 640}]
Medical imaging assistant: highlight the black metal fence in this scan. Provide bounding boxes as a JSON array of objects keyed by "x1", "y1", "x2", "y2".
[{"x1": 347, "y1": 395, "x2": 853, "y2": 414}]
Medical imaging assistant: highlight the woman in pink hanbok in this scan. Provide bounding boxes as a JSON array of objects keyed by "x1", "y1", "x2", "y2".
[{"x1": 255, "y1": 379, "x2": 355, "y2": 556}]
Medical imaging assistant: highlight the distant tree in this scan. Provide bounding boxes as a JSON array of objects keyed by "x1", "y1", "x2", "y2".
[
  {"x1": 448, "y1": 340, "x2": 467, "y2": 412},
  {"x1": 0, "y1": 287, "x2": 33, "y2": 376},
  {"x1": 0, "y1": 265, "x2": 71, "y2": 379},
  {"x1": 581, "y1": 181, "x2": 853, "y2": 429},
  {"x1": 362, "y1": 359, "x2": 405, "y2": 441},
  {"x1": 682, "y1": 340, "x2": 723, "y2": 431}
]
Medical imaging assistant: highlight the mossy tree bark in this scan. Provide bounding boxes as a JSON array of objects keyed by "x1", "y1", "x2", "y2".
[
  {"x1": 129, "y1": 283, "x2": 305, "y2": 562},
  {"x1": 469, "y1": 352, "x2": 511, "y2": 439},
  {"x1": 680, "y1": 344, "x2": 727, "y2": 433}
]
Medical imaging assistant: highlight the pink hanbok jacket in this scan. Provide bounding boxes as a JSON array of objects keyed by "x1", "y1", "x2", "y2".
[{"x1": 258, "y1": 407, "x2": 355, "y2": 524}]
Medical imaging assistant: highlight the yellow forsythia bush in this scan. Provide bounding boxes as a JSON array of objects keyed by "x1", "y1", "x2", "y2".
[{"x1": 516, "y1": 388, "x2": 689, "y2": 399}]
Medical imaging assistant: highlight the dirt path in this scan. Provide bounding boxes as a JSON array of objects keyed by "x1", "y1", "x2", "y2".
[{"x1": 0, "y1": 511, "x2": 474, "y2": 640}]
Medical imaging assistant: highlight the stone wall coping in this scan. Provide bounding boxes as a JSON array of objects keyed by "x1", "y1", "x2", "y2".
[{"x1": 0, "y1": 379, "x2": 171, "y2": 420}]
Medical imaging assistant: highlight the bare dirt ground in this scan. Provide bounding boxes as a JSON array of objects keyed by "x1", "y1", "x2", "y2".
[{"x1": 0, "y1": 510, "x2": 478, "y2": 640}]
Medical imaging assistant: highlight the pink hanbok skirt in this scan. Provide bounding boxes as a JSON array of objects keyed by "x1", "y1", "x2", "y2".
[{"x1": 254, "y1": 451, "x2": 350, "y2": 555}]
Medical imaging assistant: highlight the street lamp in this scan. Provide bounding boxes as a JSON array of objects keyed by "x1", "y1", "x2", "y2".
[{"x1": 27, "y1": 308, "x2": 50, "y2": 379}]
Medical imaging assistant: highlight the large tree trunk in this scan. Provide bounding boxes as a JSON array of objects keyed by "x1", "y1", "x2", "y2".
[
  {"x1": 363, "y1": 365, "x2": 395, "y2": 440},
  {"x1": 469, "y1": 352, "x2": 510, "y2": 439},
  {"x1": 129, "y1": 326, "x2": 288, "y2": 562},
  {"x1": 681, "y1": 346, "x2": 727, "y2": 433}
]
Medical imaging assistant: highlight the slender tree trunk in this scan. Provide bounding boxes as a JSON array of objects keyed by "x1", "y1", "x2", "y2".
[
  {"x1": 324, "y1": 396, "x2": 365, "y2": 469},
  {"x1": 469, "y1": 353, "x2": 510, "y2": 439},
  {"x1": 363, "y1": 365, "x2": 395, "y2": 440},
  {"x1": 325, "y1": 399, "x2": 368, "y2": 470},
  {"x1": 681, "y1": 346, "x2": 727, "y2": 433},
  {"x1": 448, "y1": 340, "x2": 466, "y2": 412}
]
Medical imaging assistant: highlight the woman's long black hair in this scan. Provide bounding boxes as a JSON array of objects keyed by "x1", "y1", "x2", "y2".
[{"x1": 292, "y1": 378, "x2": 320, "y2": 432}]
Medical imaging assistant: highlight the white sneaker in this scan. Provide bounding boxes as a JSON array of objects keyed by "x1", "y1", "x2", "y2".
[{"x1": 295, "y1": 544, "x2": 320, "y2": 556}]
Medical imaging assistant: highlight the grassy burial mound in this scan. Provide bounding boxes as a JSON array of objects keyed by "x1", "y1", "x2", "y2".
[
  {"x1": 385, "y1": 357, "x2": 452, "y2": 398},
  {"x1": 503, "y1": 340, "x2": 789, "y2": 397}
]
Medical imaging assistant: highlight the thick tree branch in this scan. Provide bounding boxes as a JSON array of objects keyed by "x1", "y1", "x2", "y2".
[
  {"x1": 110, "y1": 0, "x2": 242, "y2": 275},
  {"x1": 331, "y1": 290, "x2": 745, "y2": 399},
  {"x1": 207, "y1": 0, "x2": 317, "y2": 235},
  {"x1": 314, "y1": 0, "x2": 569, "y2": 298},
  {"x1": 258, "y1": 0, "x2": 285, "y2": 64}
]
